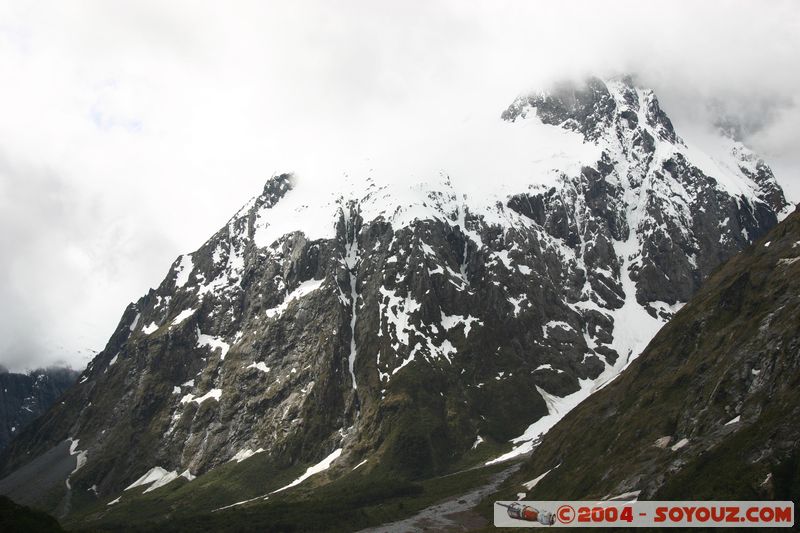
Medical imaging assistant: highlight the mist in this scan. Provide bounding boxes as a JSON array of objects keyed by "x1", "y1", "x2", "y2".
[{"x1": 0, "y1": 0, "x2": 798, "y2": 371}]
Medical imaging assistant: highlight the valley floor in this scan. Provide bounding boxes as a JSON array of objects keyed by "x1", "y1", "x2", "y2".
[{"x1": 357, "y1": 463, "x2": 521, "y2": 533}]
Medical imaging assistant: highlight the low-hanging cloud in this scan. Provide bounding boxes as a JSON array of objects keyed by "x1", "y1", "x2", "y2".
[{"x1": 0, "y1": 0, "x2": 798, "y2": 371}]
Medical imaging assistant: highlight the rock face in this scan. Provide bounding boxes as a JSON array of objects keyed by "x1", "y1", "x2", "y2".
[
  {"x1": 497, "y1": 205, "x2": 800, "y2": 501},
  {"x1": 0, "y1": 367, "x2": 78, "y2": 451},
  {"x1": 0, "y1": 77, "x2": 790, "y2": 516}
]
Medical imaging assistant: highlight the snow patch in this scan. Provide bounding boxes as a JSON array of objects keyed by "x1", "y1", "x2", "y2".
[
  {"x1": 440, "y1": 312, "x2": 481, "y2": 337},
  {"x1": 196, "y1": 327, "x2": 230, "y2": 360},
  {"x1": 129, "y1": 313, "x2": 140, "y2": 332},
  {"x1": 542, "y1": 320, "x2": 571, "y2": 338},
  {"x1": 270, "y1": 448, "x2": 342, "y2": 494},
  {"x1": 125, "y1": 467, "x2": 191, "y2": 493},
  {"x1": 213, "y1": 495, "x2": 265, "y2": 512},
  {"x1": 671, "y1": 438, "x2": 689, "y2": 451},
  {"x1": 230, "y1": 448, "x2": 265, "y2": 463},
  {"x1": 65, "y1": 438, "x2": 88, "y2": 489},
  {"x1": 724, "y1": 415, "x2": 741, "y2": 426},
  {"x1": 247, "y1": 362, "x2": 271, "y2": 373},
  {"x1": 171, "y1": 308, "x2": 197, "y2": 326},
  {"x1": 534, "y1": 364, "x2": 562, "y2": 373},
  {"x1": 653, "y1": 436, "x2": 672, "y2": 449},
  {"x1": 174, "y1": 254, "x2": 194, "y2": 287},
  {"x1": 522, "y1": 465, "x2": 558, "y2": 490},
  {"x1": 508, "y1": 296, "x2": 526, "y2": 317},
  {"x1": 605, "y1": 490, "x2": 642, "y2": 502},
  {"x1": 142, "y1": 322, "x2": 158, "y2": 335},
  {"x1": 265, "y1": 279, "x2": 324, "y2": 319},
  {"x1": 180, "y1": 389, "x2": 222, "y2": 405}
]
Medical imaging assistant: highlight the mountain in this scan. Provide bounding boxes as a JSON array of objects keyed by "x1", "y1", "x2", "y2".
[
  {"x1": 0, "y1": 367, "x2": 78, "y2": 452},
  {"x1": 0, "y1": 76, "x2": 790, "y2": 528},
  {"x1": 491, "y1": 204, "x2": 800, "y2": 503}
]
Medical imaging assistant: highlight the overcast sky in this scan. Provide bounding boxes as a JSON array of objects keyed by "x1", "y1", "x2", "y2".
[{"x1": 1, "y1": 0, "x2": 798, "y2": 372}]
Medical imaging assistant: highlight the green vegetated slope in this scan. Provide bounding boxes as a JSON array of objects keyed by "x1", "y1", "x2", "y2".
[{"x1": 70, "y1": 450, "x2": 512, "y2": 532}]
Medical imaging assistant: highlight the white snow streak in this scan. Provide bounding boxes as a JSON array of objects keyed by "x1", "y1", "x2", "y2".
[
  {"x1": 196, "y1": 327, "x2": 230, "y2": 360},
  {"x1": 246, "y1": 362, "x2": 271, "y2": 373},
  {"x1": 440, "y1": 312, "x2": 480, "y2": 337},
  {"x1": 180, "y1": 388, "x2": 222, "y2": 405},
  {"x1": 65, "y1": 438, "x2": 88, "y2": 489},
  {"x1": 230, "y1": 448, "x2": 265, "y2": 463},
  {"x1": 522, "y1": 465, "x2": 558, "y2": 490},
  {"x1": 171, "y1": 308, "x2": 197, "y2": 326},
  {"x1": 270, "y1": 448, "x2": 342, "y2": 494},
  {"x1": 129, "y1": 313, "x2": 140, "y2": 332},
  {"x1": 141, "y1": 322, "x2": 158, "y2": 335},
  {"x1": 264, "y1": 279, "x2": 324, "y2": 319},
  {"x1": 125, "y1": 466, "x2": 195, "y2": 493},
  {"x1": 174, "y1": 254, "x2": 194, "y2": 288},
  {"x1": 671, "y1": 438, "x2": 689, "y2": 451},
  {"x1": 725, "y1": 415, "x2": 741, "y2": 426}
]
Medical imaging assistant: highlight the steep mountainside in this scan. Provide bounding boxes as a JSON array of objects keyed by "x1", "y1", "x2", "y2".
[
  {"x1": 0, "y1": 76, "x2": 790, "y2": 522},
  {"x1": 0, "y1": 368, "x2": 78, "y2": 451},
  {"x1": 493, "y1": 205, "x2": 800, "y2": 502}
]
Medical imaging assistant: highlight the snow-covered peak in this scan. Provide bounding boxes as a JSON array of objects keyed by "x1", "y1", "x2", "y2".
[
  {"x1": 503, "y1": 76, "x2": 787, "y2": 212},
  {"x1": 502, "y1": 75, "x2": 678, "y2": 143},
  {"x1": 153, "y1": 75, "x2": 789, "y2": 325},
  {"x1": 225, "y1": 79, "x2": 774, "y2": 249}
]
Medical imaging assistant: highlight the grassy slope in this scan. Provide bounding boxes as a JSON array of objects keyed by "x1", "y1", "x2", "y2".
[{"x1": 70, "y1": 453, "x2": 512, "y2": 532}]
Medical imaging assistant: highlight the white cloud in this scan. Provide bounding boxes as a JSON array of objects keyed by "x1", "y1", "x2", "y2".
[{"x1": 0, "y1": 0, "x2": 798, "y2": 370}]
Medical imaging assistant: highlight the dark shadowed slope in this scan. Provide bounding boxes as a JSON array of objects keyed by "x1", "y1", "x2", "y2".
[
  {"x1": 0, "y1": 495, "x2": 65, "y2": 533},
  {"x1": 0, "y1": 367, "x2": 78, "y2": 451}
]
